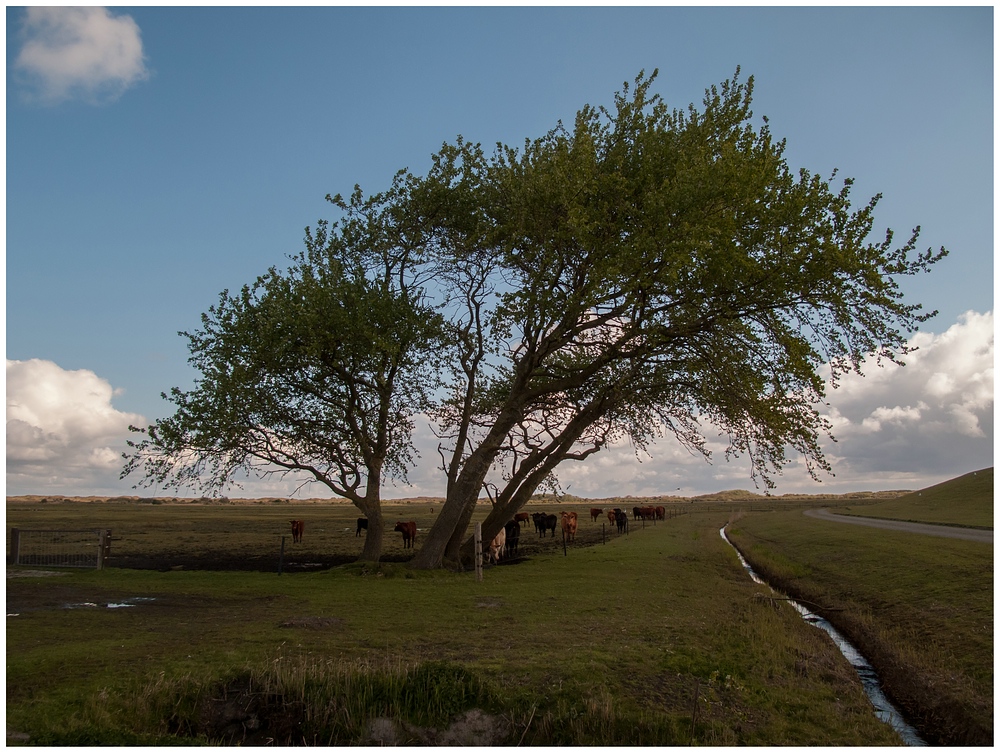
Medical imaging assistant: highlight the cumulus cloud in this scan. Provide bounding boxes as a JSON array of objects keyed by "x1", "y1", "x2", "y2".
[
  {"x1": 810, "y1": 310, "x2": 993, "y2": 480},
  {"x1": 6, "y1": 359, "x2": 146, "y2": 495},
  {"x1": 13, "y1": 7, "x2": 149, "y2": 104}
]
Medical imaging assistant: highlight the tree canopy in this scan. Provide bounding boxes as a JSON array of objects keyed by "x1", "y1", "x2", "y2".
[
  {"x1": 124, "y1": 69, "x2": 946, "y2": 568},
  {"x1": 122, "y1": 176, "x2": 446, "y2": 561}
]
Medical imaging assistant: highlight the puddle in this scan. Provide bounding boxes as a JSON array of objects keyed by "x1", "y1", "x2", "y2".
[
  {"x1": 720, "y1": 526, "x2": 926, "y2": 747},
  {"x1": 63, "y1": 597, "x2": 157, "y2": 610}
]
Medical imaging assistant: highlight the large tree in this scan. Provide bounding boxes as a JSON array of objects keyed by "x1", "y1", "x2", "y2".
[
  {"x1": 124, "y1": 69, "x2": 946, "y2": 571},
  {"x1": 407, "y1": 69, "x2": 946, "y2": 569},
  {"x1": 121, "y1": 176, "x2": 444, "y2": 561}
]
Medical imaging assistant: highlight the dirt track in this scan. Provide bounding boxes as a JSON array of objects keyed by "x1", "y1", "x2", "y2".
[{"x1": 803, "y1": 508, "x2": 993, "y2": 543}]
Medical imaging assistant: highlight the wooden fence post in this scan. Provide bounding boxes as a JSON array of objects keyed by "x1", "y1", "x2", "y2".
[
  {"x1": 475, "y1": 523, "x2": 483, "y2": 582},
  {"x1": 98, "y1": 529, "x2": 111, "y2": 570}
]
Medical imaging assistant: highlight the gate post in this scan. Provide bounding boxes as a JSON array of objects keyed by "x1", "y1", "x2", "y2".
[{"x1": 98, "y1": 529, "x2": 112, "y2": 570}]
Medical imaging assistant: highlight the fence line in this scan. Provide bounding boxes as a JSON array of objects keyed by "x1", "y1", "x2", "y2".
[{"x1": 9, "y1": 528, "x2": 111, "y2": 569}]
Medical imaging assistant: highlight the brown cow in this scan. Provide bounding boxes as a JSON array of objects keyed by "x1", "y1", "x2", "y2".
[
  {"x1": 561, "y1": 511, "x2": 578, "y2": 542},
  {"x1": 514, "y1": 512, "x2": 531, "y2": 527},
  {"x1": 589, "y1": 507, "x2": 603, "y2": 522},
  {"x1": 393, "y1": 520, "x2": 416, "y2": 548},
  {"x1": 655, "y1": 506, "x2": 666, "y2": 520},
  {"x1": 289, "y1": 520, "x2": 304, "y2": 543},
  {"x1": 607, "y1": 509, "x2": 617, "y2": 525},
  {"x1": 641, "y1": 506, "x2": 656, "y2": 520}
]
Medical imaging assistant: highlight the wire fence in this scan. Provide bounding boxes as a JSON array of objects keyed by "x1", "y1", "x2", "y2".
[{"x1": 9, "y1": 528, "x2": 111, "y2": 569}]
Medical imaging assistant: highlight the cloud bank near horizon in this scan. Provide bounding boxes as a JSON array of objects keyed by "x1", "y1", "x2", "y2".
[
  {"x1": 12, "y1": 7, "x2": 149, "y2": 105},
  {"x1": 6, "y1": 311, "x2": 993, "y2": 499}
]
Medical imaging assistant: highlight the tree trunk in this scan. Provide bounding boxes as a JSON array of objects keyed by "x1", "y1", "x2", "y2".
[
  {"x1": 356, "y1": 472, "x2": 385, "y2": 562},
  {"x1": 358, "y1": 501, "x2": 384, "y2": 562},
  {"x1": 407, "y1": 423, "x2": 511, "y2": 569},
  {"x1": 443, "y1": 497, "x2": 481, "y2": 569}
]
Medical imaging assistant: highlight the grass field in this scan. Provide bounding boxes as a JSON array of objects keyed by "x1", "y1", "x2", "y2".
[
  {"x1": 726, "y1": 474, "x2": 993, "y2": 746},
  {"x1": 837, "y1": 467, "x2": 993, "y2": 529},
  {"x1": 6, "y1": 499, "x2": 904, "y2": 746}
]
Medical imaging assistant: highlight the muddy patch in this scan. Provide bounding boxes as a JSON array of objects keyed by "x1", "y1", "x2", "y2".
[
  {"x1": 278, "y1": 616, "x2": 343, "y2": 630},
  {"x1": 365, "y1": 709, "x2": 510, "y2": 745},
  {"x1": 193, "y1": 677, "x2": 305, "y2": 746}
]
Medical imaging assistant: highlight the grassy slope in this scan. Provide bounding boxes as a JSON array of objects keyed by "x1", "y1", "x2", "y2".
[
  {"x1": 838, "y1": 467, "x2": 993, "y2": 529},
  {"x1": 726, "y1": 503, "x2": 993, "y2": 746},
  {"x1": 6, "y1": 509, "x2": 899, "y2": 746}
]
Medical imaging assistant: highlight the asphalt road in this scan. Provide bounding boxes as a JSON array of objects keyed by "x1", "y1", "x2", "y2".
[{"x1": 804, "y1": 508, "x2": 993, "y2": 544}]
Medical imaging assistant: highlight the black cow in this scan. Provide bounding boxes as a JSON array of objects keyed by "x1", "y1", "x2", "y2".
[
  {"x1": 633, "y1": 506, "x2": 644, "y2": 521},
  {"x1": 504, "y1": 520, "x2": 521, "y2": 557},
  {"x1": 532, "y1": 512, "x2": 558, "y2": 538},
  {"x1": 615, "y1": 510, "x2": 629, "y2": 534},
  {"x1": 356, "y1": 518, "x2": 368, "y2": 537}
]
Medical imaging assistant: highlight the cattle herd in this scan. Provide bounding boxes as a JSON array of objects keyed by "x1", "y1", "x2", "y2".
[{"x1": 291, "y1": 504, "x2": 669, "y2": 561}]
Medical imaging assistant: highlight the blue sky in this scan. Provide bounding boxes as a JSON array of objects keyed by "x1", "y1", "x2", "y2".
[{"x1": 6, "y1": 6, "x2": 994, "y2": 499}]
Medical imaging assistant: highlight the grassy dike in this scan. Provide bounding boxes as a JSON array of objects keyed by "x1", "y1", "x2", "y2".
[
  {"x1": 726, "y1": 510, "x2": 993, "y2": 746},
  {"x1": 6, "y1": 509, "x2": 901, "y2": 745}
]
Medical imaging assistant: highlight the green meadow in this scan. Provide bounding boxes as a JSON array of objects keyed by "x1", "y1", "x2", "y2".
[
  {"x1": 7, "y1": 500, "x2": 904, "y2": 746},
  {"x1": 726, "y1": 470, "x2": 993, "y2": 746},
  {"x1": 838, "y1": 467, "x2": 993, "y2": 529}
]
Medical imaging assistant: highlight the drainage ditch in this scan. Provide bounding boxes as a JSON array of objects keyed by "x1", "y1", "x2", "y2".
[{"x1": 720, "y1": 526, "x2": 926, "y2": 747}]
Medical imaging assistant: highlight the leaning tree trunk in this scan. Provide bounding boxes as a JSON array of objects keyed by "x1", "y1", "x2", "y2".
[{"x1": 408, "y1": 424, "x2": 512, "y2": 569}]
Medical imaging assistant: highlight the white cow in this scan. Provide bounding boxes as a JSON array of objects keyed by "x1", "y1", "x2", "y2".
[{"x1": 487, "y1": 527, "x2": 506, "y2": 565}]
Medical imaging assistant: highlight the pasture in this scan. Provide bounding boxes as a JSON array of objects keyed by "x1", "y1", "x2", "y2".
[
  {"x1": 836, "y1": 467, "x2": 993, "y2": 529},
  {"x1": 6, "y1": 497, "x2": 905, "y2": 746},
  {"x1": 727, "y1": 506, "x2": 993, "y2": 746}
]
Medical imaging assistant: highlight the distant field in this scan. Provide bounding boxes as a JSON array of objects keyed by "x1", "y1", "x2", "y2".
[
  {"x1": 6, "y1": 500, "x2": 903, "y2": 746},
  {"x1": 836, "y1": 468, "x2": 992, "y2": 529},
  {"x1": 6, "y1": 494, "x2": 868, "y2": 573}
]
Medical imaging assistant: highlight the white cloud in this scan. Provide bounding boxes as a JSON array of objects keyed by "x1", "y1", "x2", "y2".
[
  {"x1": 6, "y1": 359, "x2": 146, "y2": 495},
  {"x1": 13, "y1": 7, "x2": 149, "y2": 105}
]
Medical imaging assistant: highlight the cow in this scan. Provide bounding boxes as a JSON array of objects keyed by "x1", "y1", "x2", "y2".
[
  {"x1": 289, "y1": 520, "x2": 304, "y2": 543},
  {"x1": 633, "y1": 506, "x2": 644, "y2": 521},
  {"x1": 607, "y1": 509, "x2": 617, "y2": 526},
  {"x1": 561, "y1": 511, "x2": 578, "y2": 542},
  {"x1": 356, "y1": 518, "x2": 368, "y2": 537},
  {"x1": 655, "y1": 506, "x2": 666, "y2": 521},
  {"x1": 514, "y1": 512, "x2": 531, "y2": 527},
  {"x1": 532, "y1": 512, "x2": 558, "y2": 537},
  {"x1": 487, "y1": 527, "x2": 506, "y2": 564},
  {"x1": 615, "y1": 510, "x2": 628, "y2": 533},
  {"x1": 642, "y1": 506, "x2": 657, "y2": 520},
  {"x1": 393, "y1": 520, "x2": 416, "y2": 548},
  {"x1": 504, "y1": 520, "x2": 521, "y2": 558},
  {"x1": 590, "y1": 507, "x2": 603, "y2": 522}
]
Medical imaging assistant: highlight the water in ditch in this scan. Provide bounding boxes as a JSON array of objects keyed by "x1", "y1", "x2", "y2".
[{"x1": 719, "y1": 526, "x2": 926, "y2": 746}]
